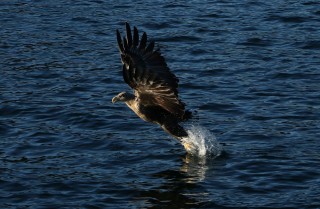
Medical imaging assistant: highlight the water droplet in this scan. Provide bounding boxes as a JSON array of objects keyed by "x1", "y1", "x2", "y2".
[{"x1": 181, "y1": 125, "x2": 223, "y2": 157}]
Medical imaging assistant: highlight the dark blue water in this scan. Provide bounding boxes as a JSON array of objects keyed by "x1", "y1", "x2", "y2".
[{"x1": 1, "y1": 0, "x2": 320, "y2": 208}]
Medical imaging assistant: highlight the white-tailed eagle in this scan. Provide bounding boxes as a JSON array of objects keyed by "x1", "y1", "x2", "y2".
[{"x1": 112, "y1": 23, "x2": 192, "y2": 147}]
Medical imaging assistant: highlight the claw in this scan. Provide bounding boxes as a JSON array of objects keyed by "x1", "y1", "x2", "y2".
[{"x1": 182, "y1": 142, "x2": 195, "y2": 153}]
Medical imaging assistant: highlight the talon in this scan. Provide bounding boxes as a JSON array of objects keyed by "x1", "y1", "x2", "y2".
[{"x1": 183, "y1": 142, "x2": 193, "y2": 152}]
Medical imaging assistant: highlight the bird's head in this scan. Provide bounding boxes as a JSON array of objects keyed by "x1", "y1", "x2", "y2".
[{"x1": 112, "y1": 92, "x2": 134, "y2": 104}]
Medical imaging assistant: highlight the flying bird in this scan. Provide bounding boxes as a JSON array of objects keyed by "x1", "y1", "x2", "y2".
[{"x1": 112, "y1": 23, "x2": 192, "y2": 150}]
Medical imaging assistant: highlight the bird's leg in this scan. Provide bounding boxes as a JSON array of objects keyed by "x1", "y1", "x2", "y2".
[{"x1": 160, "y1": 122, "x2": 197, "y2": 153}]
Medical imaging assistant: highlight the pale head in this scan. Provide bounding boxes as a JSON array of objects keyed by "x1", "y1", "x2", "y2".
[{"x1": 112, "y1": 92, "x2": 134, "y2": 103}]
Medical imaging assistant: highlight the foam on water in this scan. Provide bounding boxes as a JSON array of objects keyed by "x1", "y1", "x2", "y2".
[{"x1": 181, "y1": 125, "x2": 223, "y2": 158}]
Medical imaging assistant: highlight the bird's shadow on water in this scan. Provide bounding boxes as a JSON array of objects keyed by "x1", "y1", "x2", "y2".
[{"x1": 133, "y1": 151, "x2": 229, "y2": 209}]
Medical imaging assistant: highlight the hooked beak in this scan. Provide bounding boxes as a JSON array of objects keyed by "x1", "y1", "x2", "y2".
[{"x1": 112, "y1": 96, "x2": 119, "y2": 104}]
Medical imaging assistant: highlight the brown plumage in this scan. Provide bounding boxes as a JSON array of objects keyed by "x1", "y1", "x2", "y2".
[{"x1": 112, "y1": 22, "x2": 191, "y2": 142}]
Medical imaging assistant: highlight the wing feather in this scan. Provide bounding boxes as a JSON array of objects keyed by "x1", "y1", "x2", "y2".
[
  {"x1": 123, "y1": 37, "x2": 128, "y2": 51},
  {"x1": 125, "y1": 22, "x2": 132, "y2": 47},
  {"x1": 139, "y1": 32, "x2": 147, "y2": 50},
  {"x1": 116, "y1": 22, "x2": 187, "y2": 120},
  {"x1": 133, "y1": 26, "x2": 139, "y2": 48},
  {"x1": 116, "y1": 30, "x2": 124, "y2": 53},
  {"x1": 145, "y1": 41, "x2": 155, "y2": 53},
  {"x1": 122, "y1": 65, "x2": 131, "y2": 86}
]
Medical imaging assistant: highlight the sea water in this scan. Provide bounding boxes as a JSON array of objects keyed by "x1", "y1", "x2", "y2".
[{"x1": 2, "y1": 0, "x2": 320, "y2": 208}]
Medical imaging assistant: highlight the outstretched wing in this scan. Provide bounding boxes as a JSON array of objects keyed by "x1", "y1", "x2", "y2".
[{"x1": 116, "y1": 22, "x2": 186, "y2": 119}]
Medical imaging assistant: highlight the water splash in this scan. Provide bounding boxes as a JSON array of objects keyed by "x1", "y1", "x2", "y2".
[{"x1": 180, "y1": 125, "x2": 223, "y2": 158}]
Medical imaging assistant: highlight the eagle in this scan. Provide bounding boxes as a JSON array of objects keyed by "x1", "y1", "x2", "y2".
[{"x1": 112, "y1": 23, "x2": 192, "y2": 150}]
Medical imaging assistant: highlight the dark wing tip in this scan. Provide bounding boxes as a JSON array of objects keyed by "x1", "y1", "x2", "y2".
[
  {"x1": 125, "y1": 22, "x2": 130, "y2": 28},
  {"x1": 133, "y1": 26, "x2": 139, "y2": 47},
  {"x1": 125, "y1": 22, "x2": 132, "y2": 48},
  {"x1": 116, "y1": 29, "x2": 124, "y2": 53},
  {"x1": 139, "y1": 32, "x2": 147, "y2": 50}
]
